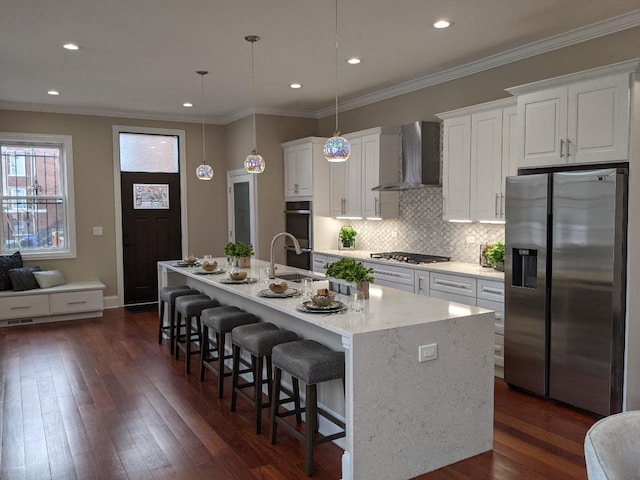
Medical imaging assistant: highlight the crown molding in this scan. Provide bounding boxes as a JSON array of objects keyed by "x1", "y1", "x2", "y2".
[
  {"x1": 316, "y1": 9, "x2": 640, "y2": 118},
  {"x1": 0, "y1": 101, "x2": 228, "y2": 125},
  {"x1": 221, "y1": 105, "x2": 317, "y2": 124}
]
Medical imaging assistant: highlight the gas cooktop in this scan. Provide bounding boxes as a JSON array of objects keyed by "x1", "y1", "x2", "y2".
[{"x1": 370, "y1": 252, "x2": 451, "y2": 264}]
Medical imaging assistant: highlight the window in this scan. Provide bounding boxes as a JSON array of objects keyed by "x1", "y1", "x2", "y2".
[{"x1": 0, "y1": 133, "x2": 76, "y2": 259}]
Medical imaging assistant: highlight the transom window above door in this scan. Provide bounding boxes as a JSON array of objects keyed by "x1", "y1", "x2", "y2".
[{"x1": 119, "y1": 133, "x2": 179, "y2": 173}]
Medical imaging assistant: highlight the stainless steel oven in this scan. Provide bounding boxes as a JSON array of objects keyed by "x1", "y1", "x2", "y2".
[{"x1": 285, "y1": 201, "x2": 311, "y2": 270}]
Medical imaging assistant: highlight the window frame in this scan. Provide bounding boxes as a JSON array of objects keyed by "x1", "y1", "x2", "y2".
[{"x1": 0, "y1": 132, "x2": 76, "y2": 260}]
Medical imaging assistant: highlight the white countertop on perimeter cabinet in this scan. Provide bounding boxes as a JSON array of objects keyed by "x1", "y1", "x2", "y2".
[
  {"x1": 158, "y1": 258, "x2": 495, "y2": 480},
  {"x1": 315, "y1": 249, "x2": 505, "y2": 281}
]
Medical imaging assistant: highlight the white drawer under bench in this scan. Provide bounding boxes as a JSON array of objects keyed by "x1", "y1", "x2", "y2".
[{"x1": 0, "y1": 281, "x2": 105, "y2": 327}]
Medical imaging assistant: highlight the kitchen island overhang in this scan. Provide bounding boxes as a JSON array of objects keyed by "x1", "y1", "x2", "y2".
[{"x1": 158, "y1": 259, "x2": 495, "y2": 480}]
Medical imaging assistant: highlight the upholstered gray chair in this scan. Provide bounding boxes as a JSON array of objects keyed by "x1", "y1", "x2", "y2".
[{"x1": 584, "y1": 410, "x2": 640, "y2": 479}]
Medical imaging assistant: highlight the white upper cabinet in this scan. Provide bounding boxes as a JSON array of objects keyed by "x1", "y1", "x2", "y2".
[
  {"x1": 283, "y1": 138, "x2": 323, "y2": 199},
  {"x1": 439, "y1": 98, "x2": 516, "y2": 222},
  {"x1": 507, "y1": 60, "x2": 636, "y2": 168},
  {"x1": 330, "y1": 127, "x2": 400, "y2": 219},
  {"x1": 441, "y1": 115, "x2": 471, "y2": 221}
]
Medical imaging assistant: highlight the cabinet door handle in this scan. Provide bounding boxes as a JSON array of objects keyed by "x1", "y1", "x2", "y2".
[
  {"x1": 375, "y1": 197, "x2": 379, "y2": 216},
  {"x1": 341, "y1": 198, "x2": 346, "y2": 214},
  {"x1": 294, "y1": 183, "x2": 299, "y2": 193},
  {"x1": 10, "y1": 305, "x2": 30, "y2": 310},
  {"x1": 495, "y1": 194, "x2": 499, "y2": 217},
  {"x1": 443, "y1": 197, "x2": 446, "y2": 214},
  {"x1": 566, "y1": 139, "x2": 571, "y2": 157},
  {"x1": 434, "y1": 279, "x2": 469, "y2": 290},
  {"x1": 67, "y1": 301, "x2": 87, "y2": 305},
  {"x1": 495, "y1": 344, "x2": 503, "y2": 355},
  {"x1": 482, "y1": 287, "x2": 503, "y2": 295},
  {"x1": 500, "y1": 194, "x2": 504, "y2": 217},
  {"x1": 560, "y1": 139, "x2": 565, "y2": 158}
]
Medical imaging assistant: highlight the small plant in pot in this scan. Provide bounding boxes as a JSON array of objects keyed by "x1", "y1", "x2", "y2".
[
  {"x1": 325, "y1": 257, "x2": 374, "y2": 298},
  {"x1": 224, "y1": 241, "x2": 254, "y2": 268},
  {"x1": 338, "y1": 226, "x2": 357, "y2": 250},
  {"x1": 486, "y1": 241, "x2": 505, "y2": 272}
]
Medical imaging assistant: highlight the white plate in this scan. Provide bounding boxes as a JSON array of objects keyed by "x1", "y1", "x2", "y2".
[
  {"x1": 194, "y1": 269, "x2": 225, "y2": 275},
  {"x1": 297, "y1": 300, "x2": 347, "y2": 314},
  {"x1": 220, "y1": 277, "x2": 257, "y2": 284},
  {"x1": 257, "y1": 288, "x2": 301, "y2": 298}
]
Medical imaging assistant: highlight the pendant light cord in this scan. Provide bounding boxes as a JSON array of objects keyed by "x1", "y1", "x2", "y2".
[
  {"x1": 251, "y1": 39, "x2": 257, "y2": 152},
  {"x1": 200, "y1": 72, "x2": 206, "y2": 163},
  {"x1": 334, "y1": 0, "x2": 339, "y2": 134}
]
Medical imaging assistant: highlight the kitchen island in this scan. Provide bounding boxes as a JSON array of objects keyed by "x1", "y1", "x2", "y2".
[{"x1": 158, "y1": 258, "x2": 494, "y2": 480}]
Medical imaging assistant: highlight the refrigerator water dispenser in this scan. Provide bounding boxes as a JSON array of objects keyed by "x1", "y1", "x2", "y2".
[{"x1": 512, "y1": 249, "x2": 537, "y2": 288}]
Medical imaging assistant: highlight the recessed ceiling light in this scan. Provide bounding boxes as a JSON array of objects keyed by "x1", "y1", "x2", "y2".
[
  {"x1": 63, "y1": 43, "x2": 80, "y2": 50},
  {"x1": 183, "y1": 102, "x2": 193, "y2": 107},
  {"x1": 433, "y1": 19, "x2": 451, "y2": 29},
  {"x1": 289, "y1": 83, "x2": 302, "y2": 89},
  {"x1": 346, "y1": 57, "x2": 361, "y2": 65},
  {"x1": 47, "y1": 90, "x2": 60, "y2": 96}
]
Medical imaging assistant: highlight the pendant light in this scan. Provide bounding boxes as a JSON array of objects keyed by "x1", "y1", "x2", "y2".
[
  {"x1": 244, "y1": 35, "x2": 265, "y2": 174},
  {"x1": 323, "y1": 0, "x2": 350, "y2": 162},
  {"x1": 195, "y1": 70, "x2": 214, "y2": 180}
]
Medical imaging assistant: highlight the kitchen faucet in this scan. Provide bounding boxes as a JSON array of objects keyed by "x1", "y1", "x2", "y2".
[{"x1": 270, "y1": 232, "x2": 302, "y2": 279}]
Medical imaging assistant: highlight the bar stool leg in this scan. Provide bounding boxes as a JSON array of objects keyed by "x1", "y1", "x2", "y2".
[
  {"x1": 175, "y1": 311, "x2": 183, "y2": 360},
  {"x1": 254, "y1": 354, "x2": 263, "y2": 434},
  {"x1": 200, "y1": 324, "x2": 210, "y2": 381},
  {"x1": 269, "y1": 366, "x2": 282, "y2": 444},
  {"x1": 305, "y1": 384, "x2": 317, "y2": 476},
  {"x1": 158, "y1": 301, "x2": 165, "y2": 344},
  {"x1": 230, "y1": 345, "x2": 241, "y2": 412},
  {"x1": 217, "y1": 331, "x2": 226, "y2": 398}
]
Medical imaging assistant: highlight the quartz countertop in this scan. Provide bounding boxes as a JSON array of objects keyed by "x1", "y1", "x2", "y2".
[
  {"x1": 159, "y1": 258, "x2": 492, "y2": 338},
  {"x1": 315, "y1": 249, "x2": 505, "y2": 281}
]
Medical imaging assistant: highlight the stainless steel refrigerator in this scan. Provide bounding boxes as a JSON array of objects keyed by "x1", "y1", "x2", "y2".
[{"x1": 504, "y1": 167, "x2": 627, "y2": 416}]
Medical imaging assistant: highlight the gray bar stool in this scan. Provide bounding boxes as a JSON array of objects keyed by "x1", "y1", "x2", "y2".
[
  {"x1": 230, "y1": 322, "x2": 298, "y2": 434},
  {"x1": 270, "y1": 339, "x2": 346, "y2": 476},
  {"x1": 174, "y1": 294, "x2": 219, "y2": 373},
  {"x1": 158, "y1": 285, "x2": 201, "y2": 354},
  {"x1": 200, "y1": 307, "x2": 260, "y2": 398}
]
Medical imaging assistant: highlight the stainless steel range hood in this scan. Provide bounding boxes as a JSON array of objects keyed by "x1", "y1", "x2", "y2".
[{"x1": 372, "y1": 121, "x2": 440, "y2": 191}]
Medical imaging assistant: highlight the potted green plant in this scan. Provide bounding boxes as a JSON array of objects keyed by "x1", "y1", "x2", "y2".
[
  {"x1": 224, "y1": 241, "x2": 254, "y2": 268},
  {"x1": 325, "y1": 257, "x2": 374, "y2": 298},
  {"x1": 485, "y1": 241, "x2": 505, "y2": 272},
  {"x1": 338, "y1": 226, "x2": 357, "y2": 250}
]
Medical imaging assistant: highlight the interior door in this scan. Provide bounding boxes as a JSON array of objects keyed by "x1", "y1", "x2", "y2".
[{"x1": 227, "y1": 170, "x2": 257, "y2": 253}]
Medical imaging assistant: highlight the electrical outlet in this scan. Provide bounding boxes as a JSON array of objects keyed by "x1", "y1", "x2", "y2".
[
  {"x1": 466, "y1": 235, "x2": 475, "y2": 244},
  {"x1": 418, "y1": 343, "x2": 438, "y2": 363},
  {"x1": 391, "y1": 231, "x2": 398, "y2": 238}
]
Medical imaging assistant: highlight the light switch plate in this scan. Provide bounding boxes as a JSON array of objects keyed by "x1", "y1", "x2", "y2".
[{"x1": 93, "y1": 226, "x2": 103, "y2": 236}]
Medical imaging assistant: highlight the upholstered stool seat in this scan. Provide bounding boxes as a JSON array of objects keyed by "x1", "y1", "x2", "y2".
[
  {"x1": 174, "y1": 294, "x2": 219, "y2": 373},
  {"x1": 158, "y1": 286, "x2": 200, "y2": 354},
  {"x1": 584, "y1": 410, "x2": 640, "y2": 479},
  {"x1": 270, "y1": 339, "x2": 346, "y2": 476},
  {"x1": 231, "y1": 322, "x2": 298, "y2": 434},
  {"x1": 200, "y1": 307, "x2": 259, "y2": 398}
]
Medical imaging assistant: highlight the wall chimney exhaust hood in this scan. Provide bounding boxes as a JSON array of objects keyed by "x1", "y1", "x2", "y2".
[{"x1": 373, "y1": 121, "x2": 440, "y2": 191}]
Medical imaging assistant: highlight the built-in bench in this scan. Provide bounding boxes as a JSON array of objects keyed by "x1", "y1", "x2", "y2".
[{"x1": 0, "y1": 281, "x2": 105, "y2": 327}]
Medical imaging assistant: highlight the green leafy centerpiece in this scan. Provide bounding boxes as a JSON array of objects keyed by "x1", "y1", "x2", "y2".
[
  {"x1": 325, "y1": 257, "x2": 374, "y2": 298},
  {"x1": 224, "y1": 241, "x2": 254, "y2": 268}
]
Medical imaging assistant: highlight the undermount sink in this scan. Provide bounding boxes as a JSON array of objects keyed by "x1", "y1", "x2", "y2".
[{"x1": 275, "y1": 273, "x2": 324, "y2": 283}]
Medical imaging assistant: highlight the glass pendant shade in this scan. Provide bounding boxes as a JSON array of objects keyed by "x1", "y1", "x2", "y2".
[
  {"x1": 244, "y1": 150, "x2": 265, "y2": 173},
  {"x1": 323, "y1": 134, "x2": 351, "y2": 162},
  {"x1": 196, "y1": 162, "x2": 213, "y2": 180}
]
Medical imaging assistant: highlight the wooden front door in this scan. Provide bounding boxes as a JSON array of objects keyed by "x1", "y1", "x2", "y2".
[{"x1": 121, "y1": 172, "x2": 181, "y2": 305}]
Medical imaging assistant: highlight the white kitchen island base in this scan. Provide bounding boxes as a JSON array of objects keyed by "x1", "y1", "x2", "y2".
[{"x1": 159, "y1": 259, "x2": 494, "y2": 480}]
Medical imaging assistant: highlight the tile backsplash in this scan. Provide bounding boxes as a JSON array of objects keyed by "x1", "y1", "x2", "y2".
[{"x1": 344, "y1": 187, "x2": 504, "y2": 264}]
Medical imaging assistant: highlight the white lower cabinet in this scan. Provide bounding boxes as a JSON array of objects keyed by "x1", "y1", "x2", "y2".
[
  {"x1": 362, "y1": 261, "x2": 414, "y2": 292},
  {"x1": 429, "y1": 272, "x2": 477, "y2": 302}
]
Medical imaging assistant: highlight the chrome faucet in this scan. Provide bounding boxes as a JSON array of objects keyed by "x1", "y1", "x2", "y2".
[{"x1": 270, "y1": 232, "x2": 302, "y2": 279}]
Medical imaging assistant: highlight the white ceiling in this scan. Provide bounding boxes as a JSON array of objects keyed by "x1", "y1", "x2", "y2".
[{"x1": 1, "y1": 1, "x2": 639, "y2": 124}]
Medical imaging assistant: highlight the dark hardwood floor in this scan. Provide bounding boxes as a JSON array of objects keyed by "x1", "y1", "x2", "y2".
[{"x1": 0, "y1": 308, "x2": 598, "y2": 480}]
